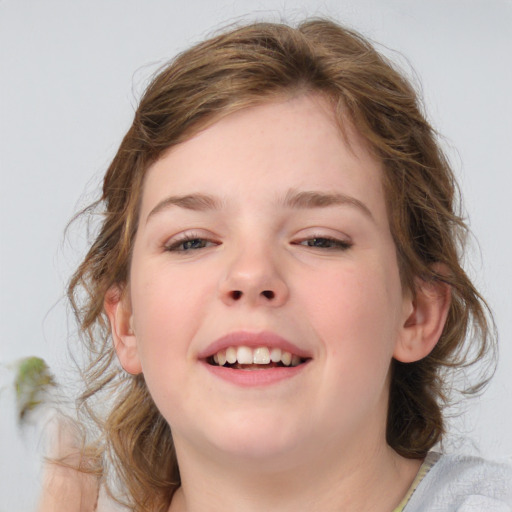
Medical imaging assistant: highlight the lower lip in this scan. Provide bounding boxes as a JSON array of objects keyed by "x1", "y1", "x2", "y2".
[{"x1": 201, "y1": 361, "x2": 309, "y2": 387}]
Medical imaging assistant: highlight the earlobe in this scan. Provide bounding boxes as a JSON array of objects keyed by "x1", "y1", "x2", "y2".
[
  {"x1": 394, "y1": 272, "x2": 451, "y2": 364},
  {"x1": 104, "y1": 286, "x2": 142, "y2": 375}
]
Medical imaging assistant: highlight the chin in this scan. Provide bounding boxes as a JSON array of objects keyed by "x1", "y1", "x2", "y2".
[{"x1": 205, "y1": 413, "x2": 307, "y2": 464}]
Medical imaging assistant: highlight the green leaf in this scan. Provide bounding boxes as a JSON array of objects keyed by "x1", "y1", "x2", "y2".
[{"x1": 14, "y1": 357, "x2": 57, "y2": 423}]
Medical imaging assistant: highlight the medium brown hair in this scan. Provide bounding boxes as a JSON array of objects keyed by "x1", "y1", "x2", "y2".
[{"x1": 68, "y1": 19, "x2": 495, "y2": 511}]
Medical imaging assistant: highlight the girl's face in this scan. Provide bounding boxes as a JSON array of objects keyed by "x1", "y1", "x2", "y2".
[{"x1": 117, "y1": 94, "x2": 416, "y2": 466}]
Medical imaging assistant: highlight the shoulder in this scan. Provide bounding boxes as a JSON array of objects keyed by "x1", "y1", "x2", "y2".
[{"x1": 406, "y1": 452, "x2": 512, "y2": 512}]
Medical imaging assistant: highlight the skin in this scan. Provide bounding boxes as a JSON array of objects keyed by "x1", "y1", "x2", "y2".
[
  {"x1": 38, "y1": 419, "x2": 99, "y2": 512},
  {"x1": 107, "y1": 94, "x2": 450, "y2": 512}
]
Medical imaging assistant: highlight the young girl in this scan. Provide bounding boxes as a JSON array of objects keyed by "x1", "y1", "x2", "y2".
[{"x1": 40, "y1": 18, "x2": 511, "y2": 512}]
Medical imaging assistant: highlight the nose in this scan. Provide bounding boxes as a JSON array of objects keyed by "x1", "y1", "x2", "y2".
[{"x1": 219, "y1": 245, "x2": 290, "y2": 307}]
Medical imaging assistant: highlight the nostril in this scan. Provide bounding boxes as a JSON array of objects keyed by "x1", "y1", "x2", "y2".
[
  {"x1": 227, "y1": 290, "x2": 276, "y2": 301},
  {"x1": 261, "y1": 290, "x2": 275, "y2": 300}
]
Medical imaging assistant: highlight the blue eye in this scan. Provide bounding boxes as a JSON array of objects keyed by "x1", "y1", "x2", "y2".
[
  {"x1": 166, "y1": 237, "x2": 213, "y2": 252},
  {"x1": 298, "y1": 237, "x2": 352, "y2": 250}
]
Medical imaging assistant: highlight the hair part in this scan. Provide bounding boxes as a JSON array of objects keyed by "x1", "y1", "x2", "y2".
[{"x1": 67, "y1": 18, "x2": 496, "y2": 510}]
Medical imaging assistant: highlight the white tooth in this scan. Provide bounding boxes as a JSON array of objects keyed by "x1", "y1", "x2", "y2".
[
  {"x1": 281, "y1": 351, "x2": 292, "y2": 366},
  {"x1": 237, "y1": 346, "x2": 253, "y2": 365},
  {"x1": 213, "y1": 353, "x2": 219, "y2": 364},
  {"x1": 270, "y1": 347, "x2": 282, "y2": 363},
  {"x1": 217, "y1": 350, "x2": 227, "y2": 366},
  {"x1": 253, "y1": 347, "x2": 270, "y2": 364},
  {"x1": 291, "y1": 355, "x2": 301, "y2": 367},
  {"x1": 226, "y1": 346, "x2": 237, "y2": 364}
]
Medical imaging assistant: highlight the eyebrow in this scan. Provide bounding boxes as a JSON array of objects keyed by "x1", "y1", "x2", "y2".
[
  {"x1": 146, "y1": 189, "x2": 374, "y2": 223},
  {"x1": 146, "y1": 193, "x2": 223, "y2": 222},
  {"x1": 282, "y1": 189, "x2": 374, "y2": 220}
]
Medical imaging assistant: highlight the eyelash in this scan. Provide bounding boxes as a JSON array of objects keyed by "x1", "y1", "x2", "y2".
[
  {"x1": 165, "y1": 234, "x2": 218, "y2": 252},
  {"x1": 165, "y1": 234, "x2": 352, "y2": 252},
  {"x1": 294, "y1": 236, "x2": 352, "y2": 251}
]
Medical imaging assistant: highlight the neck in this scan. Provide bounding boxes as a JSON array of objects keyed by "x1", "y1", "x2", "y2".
[{"x1": 168, "y1": 436, "x2": 421, "y2": 512}]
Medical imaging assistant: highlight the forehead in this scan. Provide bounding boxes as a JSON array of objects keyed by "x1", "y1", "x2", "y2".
[{"x1": 140, "y1": 94, "x2": 387, "y2": 222}]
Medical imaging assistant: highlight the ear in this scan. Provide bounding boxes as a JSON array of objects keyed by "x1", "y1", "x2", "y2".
[
  {"x1": 104, "y1": 286, "x2": 142, "y2": 375},
  {"x1": 394, "y1": 267, "x2": 451, "y2": 363}
]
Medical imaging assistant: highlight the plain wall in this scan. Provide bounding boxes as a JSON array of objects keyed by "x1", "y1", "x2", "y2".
[{"x1": 1, "y1": 1, "x2": 511, "y2": 510}]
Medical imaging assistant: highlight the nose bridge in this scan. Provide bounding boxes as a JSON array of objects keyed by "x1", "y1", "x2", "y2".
[{"x1": 219, "y1": 235, "x2": 289, "y2": 306}]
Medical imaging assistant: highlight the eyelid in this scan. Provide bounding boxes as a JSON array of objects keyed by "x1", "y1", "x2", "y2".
[
  {"x1": 291, "y1": 230, "x2": 353, "y2": 250},
  {"x1": 296, "y1": 237, "x2": 352, "y2": 249},
  {"x1": 163, "y1": 230, "x2": 220, "y2": 252}
]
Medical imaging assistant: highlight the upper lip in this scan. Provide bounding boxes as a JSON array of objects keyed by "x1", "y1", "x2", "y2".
[{"x1": 197, "y1": 331, "x2": 312, "y2": 360}]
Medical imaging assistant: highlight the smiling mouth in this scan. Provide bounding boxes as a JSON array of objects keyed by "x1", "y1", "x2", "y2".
[{"x1": 206, "y1": 346, "x2": 308, "y2": 370}]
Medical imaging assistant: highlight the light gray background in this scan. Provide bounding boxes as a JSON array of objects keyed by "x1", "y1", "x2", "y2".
[{"x1": 1, "y1": 1, "x2": 511, "y2": 510}]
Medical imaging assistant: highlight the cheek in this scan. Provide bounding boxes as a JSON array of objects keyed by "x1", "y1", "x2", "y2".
[
  {"x1": 303, "y1": 260, "x2": 403, "y2": 362},
  {"x1": 128, "y1": 264, "x2": 216, "y2": 424},
  {"x1": 293, "y1": 260, "x2": 404, "y2": 434},
  {"x1": 130, "y1": 263, "x2": 214, "y2": 368}
]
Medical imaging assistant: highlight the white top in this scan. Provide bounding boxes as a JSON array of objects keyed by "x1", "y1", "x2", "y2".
[
  {"x1": 97, "y1": 451, "x2": 512, "y2": 511},
  {"x1": 404, "y1": 452, "x2": 512, "y2": 511}
]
